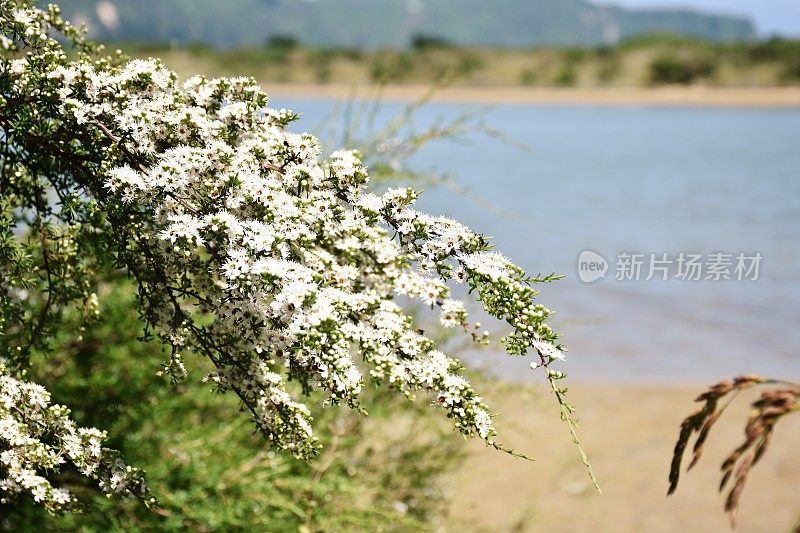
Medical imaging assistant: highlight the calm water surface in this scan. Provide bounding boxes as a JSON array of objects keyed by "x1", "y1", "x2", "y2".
[{"x1": 279, "y1": 98, "x2": 800, "y2": 382}]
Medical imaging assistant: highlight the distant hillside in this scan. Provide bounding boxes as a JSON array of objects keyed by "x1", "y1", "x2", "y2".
[{"x1": 58, "y1": 0, "x2": 756, "y2": 49}]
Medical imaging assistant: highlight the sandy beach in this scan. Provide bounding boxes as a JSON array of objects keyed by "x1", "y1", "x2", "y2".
[
  {"x1": 263, "y1": 83, "x2": 800, "y2": 108},
  {"x1": 443, "y1": 382, "x2": 800, "y2": 532}
]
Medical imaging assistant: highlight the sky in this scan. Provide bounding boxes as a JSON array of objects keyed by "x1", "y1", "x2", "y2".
[{"x1": 605, "y1": 0, "x2": 800, "y2": 36}]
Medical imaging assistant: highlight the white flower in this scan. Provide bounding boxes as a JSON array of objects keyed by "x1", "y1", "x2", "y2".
[{"x1": 0, "y1": 2, "x2": 571, "y2": 495}]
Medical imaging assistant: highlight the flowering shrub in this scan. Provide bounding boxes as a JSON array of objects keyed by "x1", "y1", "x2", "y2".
[
  {"x1": 0, "y1": 363, "x2": 150, "y2": 511},
  {"x1": 0, "y1": 1, "x2": 593, "y2": 513},
  {"x1": 3, "y1": 280, "x2": 462, "y2": 529}
]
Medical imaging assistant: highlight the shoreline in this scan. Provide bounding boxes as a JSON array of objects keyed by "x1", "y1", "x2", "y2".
[
  {"x1": 263, "y1": 83, "x2": 800, "y2": 107},
  {"x1": 445, "y1": 381, "x2": 800, "y2": 532}
]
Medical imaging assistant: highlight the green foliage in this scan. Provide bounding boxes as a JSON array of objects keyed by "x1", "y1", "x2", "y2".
[
  {"x1": 1, "y1": 278, "x2": 462, "y2": 531},
  {"x1": 740, "y1": 37, "x2": 800, "y2": 82},
  {"x1": 410, "y1": 34, "x2": 454, "y2": 51},
  {"x1": 266, "y1": 34, "x2": 300, "y2": 51},
  {"x1": 370, "y1": 52, "x2": 415, "y2": 83},
  {"x1": 649, "y1": 55, "x2": 715, "y2": 85},
  {"x1": 260, "y1": 35, "x2": 301, "y2": 65},
  {"x1": 554, "y1": 68, "x2": 577, "y2": 87},
  {"x1": 743, "y1": 36, "x2": 800, "y2": 62}
]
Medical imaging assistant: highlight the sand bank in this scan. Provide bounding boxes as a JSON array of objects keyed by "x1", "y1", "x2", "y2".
[
  {"x1": 264, "y1": 83, "x2": 800, "y2": 108},
  {"x1": 444, "y1": 382, "x2": 799, "y2": 532}
]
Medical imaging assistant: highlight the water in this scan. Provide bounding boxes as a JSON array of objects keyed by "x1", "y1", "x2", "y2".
[{"x1": 279, "y1": 98, "x2": 800, "y2": 383}]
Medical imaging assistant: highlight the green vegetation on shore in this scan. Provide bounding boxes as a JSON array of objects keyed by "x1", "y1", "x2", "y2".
[
  {"x1": 1, "y1": 279, "x2": 462, "y2": 531},
  {"x1": 121, "y1": 34, "x2": 800, "y2": 88}
]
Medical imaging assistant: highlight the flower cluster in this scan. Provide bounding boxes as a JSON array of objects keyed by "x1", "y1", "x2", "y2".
[
  {"x1": 0, "y1": 0, "x2": 593, "y2": 511},
  {"x1": 0, "y1": 363, "x2": 151, "y2": 512}
]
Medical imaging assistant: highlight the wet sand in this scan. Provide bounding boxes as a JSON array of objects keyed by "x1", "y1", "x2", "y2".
[
  {"x1": 264, "y1": 84, "x2": 800, "y2": 108},
  {"x1": 443, "y1": 382, "x2": 800, "y2": 532}
]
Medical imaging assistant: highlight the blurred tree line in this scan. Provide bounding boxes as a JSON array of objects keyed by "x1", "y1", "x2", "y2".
[{"x1": 119, "y1": 33, "x2": 800, "y2": 87}]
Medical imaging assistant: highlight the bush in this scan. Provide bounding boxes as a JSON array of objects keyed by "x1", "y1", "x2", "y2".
[
  {"x1": 410, "y1": 33, "x2": 453, "y2": 51},
  {"x1": 649, "y1": 55, "x2": 715, "y2": 85},
  {"x1": 1, "y1": 279, "x2": 460, "y2": 531},
  {"x1": 554, "y1": 67, "x2": 577, "y2": 87},
  {"x1": 265, "y1": 34, "x2": 300, "y2": 51},
  {"x1": 370, "y1": 51, "x2": 414, "y2": 82}
]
